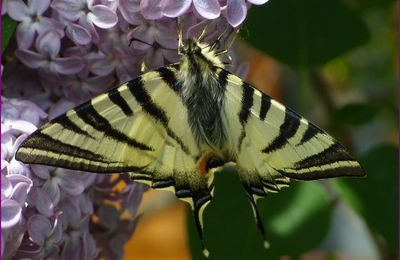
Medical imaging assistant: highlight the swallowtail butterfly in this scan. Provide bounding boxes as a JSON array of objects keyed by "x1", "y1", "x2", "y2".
[{"x1": 16, "y1": 24, "x2": 365, "y2": 257}]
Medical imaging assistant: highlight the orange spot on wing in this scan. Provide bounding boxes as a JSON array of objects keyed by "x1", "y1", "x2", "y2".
[{"x1": 197, "y1": 152, "x2": 216, "y2": 176}]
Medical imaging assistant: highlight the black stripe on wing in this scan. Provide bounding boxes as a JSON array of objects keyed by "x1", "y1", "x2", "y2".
[
  {"x1": 298, "y1": 121, "x2": 324, "y2": 145},
  {"x1": 107, "y1": 87, "x2": 134, "y2": 116},
  {"x1": 157, "y1": 67, "x2": 181, "y2": 94},
  {"x1": 17, "y1": 132, "x2": 108, "y2": 162},
  {"x1": 237, "y1": 83, "x2": 254, "y2": 150},
  {"x1": 259, "y1": 93, "x2": 271, "y2": 121},
  {"x1": 262, "y1": 108, "x2": 301, "y2": 154},
  {"x1": 276, "y1": 143, "x2": 365, "y2": 180},
  {"x1": 16, "y1": 133, "x2": 146, "y2": 173},
  {"x1": 127, "y1": 77, "x2": 191, "y2": 155},
  {"x1": 52, "y1": 115, "x2": 93, "y2": 138},
  {"x1": 75, "y1": 104, "x2": 153, "y2": 151},
  {"x1": 278, "y1": 164, "x2": 365, "y2": 180}
]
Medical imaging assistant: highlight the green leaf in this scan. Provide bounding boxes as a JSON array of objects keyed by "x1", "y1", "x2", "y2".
[
  {"x1": 341, "y1": 144, "x2": 398, "y2": 252},
  {"x1": 188, "y1": 171, "x2": 332, "y2": 259},
  {"x1": 335, "y1": 103, "x2": 379, "y2": 127},
  {"x1": 243, "y1": 0, "x2": 370, "y2": 68},
  {"x1": 2, "y1": 16, "x2": 17, "y2": 53}
]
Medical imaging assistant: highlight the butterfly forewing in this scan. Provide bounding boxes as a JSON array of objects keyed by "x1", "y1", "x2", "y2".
[{"x1": 223, "y1": 70, "x2": 364, "y2": 188}]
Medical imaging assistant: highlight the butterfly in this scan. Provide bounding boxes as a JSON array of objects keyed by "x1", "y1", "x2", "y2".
[{"x1": 15, "y1": 23, "x2": 365, "y2": 257}]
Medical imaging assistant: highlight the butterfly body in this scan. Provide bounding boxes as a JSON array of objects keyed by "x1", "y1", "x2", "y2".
[{"x1": 16, "y1": 36, "x2": 365, "y2": 256}]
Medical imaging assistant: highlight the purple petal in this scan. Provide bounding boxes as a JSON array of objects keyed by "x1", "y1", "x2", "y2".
[
  {"x1": 248, "y1": 0, "x2": 270, "y2": 4},
  {"x1": 89, "y1": 5, "x2": 118, "y2": 29},
  {"x1": 125, "y1": 184, "x2": 144, "y2": 216},
  {"x1": 59, "y1": 198, "x2": 82, "y2": 224},
  {"x1": 82, "y1": 233, "x2": 97, "y2": 259},
  {"x1": 42, "y1": 180, "x2": 61, "y2": 205},
  {"x1": 78, "y1": 194, "x2": 93, "y2": 215},
  {"x1": 120, "y1": 0, "x2": 141, "y2": 13},
  {"x1": 36, "y1": 17, "x2": 62, "y2": 34},
  {"x1": 66, "y1": 23, "x2": 92, "y2": 45},
  {"x1": 140, "y1": 0, "x2": 163, "y2": 20},
  {"x1": 1, "y1": 199, "x2": 22, "y2": 228},
  {"x1": 193, "y1": 0, "x2": 220, "y2": 19},
  {"x1": 162, "y1": 0, "x2": 192, "y2": 17},
  {"x1": 31, "y1": 164, "x2": 51, "y2": 179},
  {"x1": 85, "y1": 75, "x2": 115, "y2": 93},
  {"x1": 14, "y1": 135, "x2": 31, "y2": 154},
  {"x1": 7, "y1": 174, "x2": 32, "y2": 188},
  {"x1": 6, "y1": 0, "x2": 29, "y2": 21},
  {"x1": 52, "y1": 57, "x2": 84, "y2": 75},
  {"x1": 227, "y1": 0, "x2": 247, "y2": 27},
  {"x1": 51, "y1": 0, "x2": 85, "y2": 21},
  {"x1": 89, "y1": 53, "x2": 115, "y2": 76},
  {"x1": 154, "y1": 23, "x2": 179, "y2": 49},
  {"x1": 48, "y1": 100, "x2": 75, "y2": 120},
  {"x1": 57, "y1": 173, "x2": 85, "y2": 196},
  {"x1": 7, "y1": 158, "x2": 30, "y2": 175},
  {"x1": 119, "y1": 1, "x2": 143, "y2": 24},
  {"x1": 48, "y1": 214, "x2": 63, "y2": 244},
  {"x1": 9, "y1": 182, "x2": 31, "y2": 207},
  {"x1": 15, "y1": 49, "x2": 47, "y2": 69},
  {"x1": 79, "y1": 15, "x2": 99, "y2": 41},
  {"x1": 61, "y1": 233, "x2": 83, "y2": 260},
  {"x1": 27, "y1": 215, "x2": 51, "y2": 246},
  {"x1": 6, "y1": 120, "x2": 37, "y2": 134},
  {"x1": 30, "y1": 0, "x2": 51, "y2": 15},
  {"x1": 36, "y1": 31, "x2": 61, "y2": 58},
  {"x1": 2, "y1": 174, "x2": 13, "y2": 199},
  {"x1": 19, "y1": 104, "x2": 47, "y2": 126},
  {"x1": 16, "y1": 21, "x2": 36, "y2": 49},
  {"x1": 35, "y1": 188, "x2": 55, "y2": 217}
]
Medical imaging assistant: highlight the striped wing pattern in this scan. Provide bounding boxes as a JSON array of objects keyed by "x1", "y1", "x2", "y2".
[
  {"x1": 16, "y1": 65, "x2": 215, "y2": 248},
  {"x1": 16, "y1": 64, "x2": 364, "y2": 252}
]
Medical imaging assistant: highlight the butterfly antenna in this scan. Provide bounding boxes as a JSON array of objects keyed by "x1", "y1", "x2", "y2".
[
  {"x1": 130, "y1": 37, "x2": 177, "y2": 51},
  {"x1": 225, "y1": 27, "x2": 240, "y2": 51},
  {"x1": 197, "y1": 23, "x2": 210, "y2": 42},
  {"x1": 177, "y1": 17, "x2": 184, "y2": 54}
]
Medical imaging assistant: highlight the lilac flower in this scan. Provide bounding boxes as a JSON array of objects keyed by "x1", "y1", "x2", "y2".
[
  {"x1": 140, "y1": 0, "x2": 163, "y2": 20},
  {"x1": 118, "y1": 0, "x2": 142, "y2": 25},
  {"x1": 15, "y1": 30, "x2": 84, "y2": 76},
  {"x1": 1, "y1": 174, "x2": 32, "y2": 229},
  {"x1": 24, "y1": 214, "x2": 63, "y2": 258},
  {"x1": 58, "y1": 71, "x2": 115, "y2": 103},
  {"x1": 162, "y1": 0, "x2": 221, "y2": 20},
  {"x1": 6, "y1": 0, "x2": 60, "y2": 49},
  {"x1": 51, "y1": 0, "x2": 118, "y2": 40}
]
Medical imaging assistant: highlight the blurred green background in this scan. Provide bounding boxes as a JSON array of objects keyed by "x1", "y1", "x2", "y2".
[{"x1": 188, "y1": 0, "x2": 398, "y2": 259}]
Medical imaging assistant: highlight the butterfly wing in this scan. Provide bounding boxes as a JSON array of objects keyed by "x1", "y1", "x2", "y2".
[
  {"x1": 221, "y1": 70, "x2": 365, "y2": 244},
  {"x1": 16, "y1": 66, "x2": 214, "y2": 248}
]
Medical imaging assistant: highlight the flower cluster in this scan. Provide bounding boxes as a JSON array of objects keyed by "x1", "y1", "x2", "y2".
[
  {"x1": 1, "y1": 97, "x2": 147, "y2": 259},
  {"x1": 2, "y1": 0, "x2": 269, "y2": 259},
  {"x1": 3, "y1": 0, "x2": 268, "y2": 104}
]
